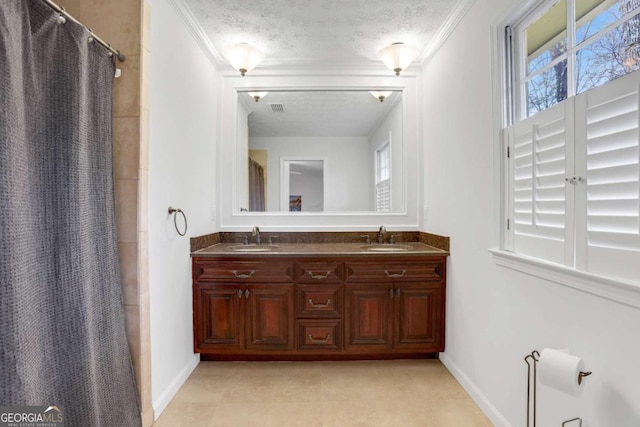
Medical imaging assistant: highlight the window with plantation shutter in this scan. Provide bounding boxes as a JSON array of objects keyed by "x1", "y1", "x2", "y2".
[
  {"x1": 376, "y1": 143, "x2": 391, "y2": 212},
  {"x1": 505, "y1": 71, "x2": 640, "y2": 283},
  {"x1": 376, "y1": 180, "x2": 390, "y2": 211},
  {"x1": 497, "y1": 0, "x2": 640, "y2": 301},
  {"x1": 509, "y1": 102, "x2": 572, "y2": 265},
  {"x1": 576, "y1": 72, "x2": 640, "y2": 281}
]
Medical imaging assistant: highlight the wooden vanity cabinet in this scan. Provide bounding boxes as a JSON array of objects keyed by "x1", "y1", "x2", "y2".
[
  {"x1": 344, "y1": 259, "x2": 445, "y2": 353},
  {"x1": 193, "y1": 255, "x2": 446, "y2": 359},
  {"x1": 193, "y1": 259, "x2": 295, "y2": 353}
]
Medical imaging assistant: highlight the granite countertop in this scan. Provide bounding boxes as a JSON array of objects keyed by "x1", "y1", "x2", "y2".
[{"x1": 191, "y1": 242, "x2": 449, "y2": 258}]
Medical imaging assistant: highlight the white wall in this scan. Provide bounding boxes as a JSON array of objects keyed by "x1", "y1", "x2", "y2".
[
  {"x1": 236, "y1": 102, "x2": 249, "y2": 210},
  {"x1": 422, "y1": 1, "x2": 640, "y2": 426},
  {"x1": 148, "y1": 0, "x2": 217, "y2": 418},
  {"x1": 249, "y1": 137, "x2": 370, "y2": 211},
  {"x1": 368, "y1": 98, "x2": 404, "y2": 211}
]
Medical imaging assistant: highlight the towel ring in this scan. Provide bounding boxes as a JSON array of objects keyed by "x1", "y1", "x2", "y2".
[{"x1": 168, "y1": 207, "x2": 187, "y2": 236}]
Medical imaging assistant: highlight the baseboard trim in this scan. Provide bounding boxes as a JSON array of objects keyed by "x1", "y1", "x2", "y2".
[
  {"x1": 152, "y1": 354, "x2": 200, "y2": 419},
  {"x1": 439, "y1": 352, "x2": 512, "y2": 427}
]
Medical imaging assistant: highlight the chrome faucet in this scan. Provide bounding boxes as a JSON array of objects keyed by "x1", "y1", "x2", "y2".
[
  {"x1": 377, "y1": 225, "x2": 387, "y2": 244},
  {"x1": 252, "y1": 226, "x2": 261, "y2": 245}
]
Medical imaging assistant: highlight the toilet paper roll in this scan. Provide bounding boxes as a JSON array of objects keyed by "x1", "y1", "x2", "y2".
[{"x1": 538, "y1": 348, "x2": 586, "y2": 397}]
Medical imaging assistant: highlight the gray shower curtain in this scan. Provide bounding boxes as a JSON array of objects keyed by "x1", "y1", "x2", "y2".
[
  {"x1": 249, "y1": 158, "x2": 266, "y2": 211},
  {"x1": 0, "y1": 1, "x2": 141, "y2": 426}
]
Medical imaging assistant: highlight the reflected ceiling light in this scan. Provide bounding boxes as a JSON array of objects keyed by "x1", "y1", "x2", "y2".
[
  {"x1": 376, "y1": 42, "x2": 419, "y2": 76},
  {"x1": 222, "y1": 43, "x2": 265, "y2": 76},
  {"x1": 248, "y1": 92, "x2": 268, "y2": 102},
  {"x1": 369, "y1": 91, "x2": 393, "y2": 102}
]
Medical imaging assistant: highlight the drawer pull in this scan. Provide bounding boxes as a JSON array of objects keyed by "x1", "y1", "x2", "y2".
[
  {"x1": 384, "y1": 269, "x2": 406, "y2": 278},
  {"x1": 232, "y1": 270, "x2": 255, "y2": 279},
  {"x1": 307, "y1": 333, "x2": 331, "y2": 344},
  {"x1": 308, "y1": 298, "x2": 331, "y2": 309},
  {"x1": 237, "y1": 289, "x2": 243, "y2": 298},
  {"x1": 307, "y1": 270, "x2": 331, "y2": 280},
  {"x1": 245, "y1": 289, "x2": 250, "y2": 298}
]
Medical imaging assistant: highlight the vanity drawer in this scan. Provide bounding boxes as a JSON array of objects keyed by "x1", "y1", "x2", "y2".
[
  {"x1": 296, "y1": 284, "x2": 342, "y2": 318},
  {"x1": 194, "y1": 260, "x2": 294, "y2": 283},
  {"x1": 296, "y1": 261, "x2": 343, "y2": 283},
  {"x1": 345, "y1": 260, "x2": 443, "y2": 282},
  {"x1": 297, "y1": 320, "x2": 342, "y2": 351}
]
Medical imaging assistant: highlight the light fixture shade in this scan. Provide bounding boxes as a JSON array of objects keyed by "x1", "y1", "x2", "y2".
[
  {"x1": 376, "y1": 42, "x2": 419, "y2": 76},
  {"x1": 369, "y1": 91, "x2": 393, "y2": 102},
  {"x1": 223, "y1": 43, "x2": 265, "y2": 76},
  {"x1": 248, "y1": 91, "x2": 268, "y2": 102}
]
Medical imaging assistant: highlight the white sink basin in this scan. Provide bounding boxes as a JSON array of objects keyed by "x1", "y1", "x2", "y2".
[
  {"x1": 232, "y1": 245, "x2": 277, "y2": 252},
  {"x1": 362, "y1": 245, "x2": 412, "y2": 252}
]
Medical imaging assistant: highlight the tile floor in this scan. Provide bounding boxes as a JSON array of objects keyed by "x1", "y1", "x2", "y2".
[{"x1": 153, "y1": 359, "x2": 493, "y2": 427}]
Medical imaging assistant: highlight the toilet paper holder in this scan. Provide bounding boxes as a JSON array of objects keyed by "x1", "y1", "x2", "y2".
[
  {"x1": 524, "y1": 350, "x2": 592, "y2": 427},
  {"x1": 578, "y1": 370, "x2": 592, "y2": 385}
]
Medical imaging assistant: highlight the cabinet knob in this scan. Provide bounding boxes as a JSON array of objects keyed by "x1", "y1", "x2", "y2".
[
  {"x1": 396, "y1": 288, "x2": 400, "y2": 297},
  {"x1": 245, "y1": 289, "x2": 250, "y2": 298},
  {"x1": 389, "y1": 288, "x2": 394, "y2": 298},
  {"x1": 237, "y1": 289, "x2": 243, "y2": 298}
]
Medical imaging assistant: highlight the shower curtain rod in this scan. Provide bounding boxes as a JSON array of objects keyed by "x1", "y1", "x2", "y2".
[{"x1": 41, "y1": 0, "x2": 126, "y2": 62}]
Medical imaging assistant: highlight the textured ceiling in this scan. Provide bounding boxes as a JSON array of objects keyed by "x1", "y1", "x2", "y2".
[
  {"x1": 182, "y1": 0, "x2": 462, "y2": 67},
  {"x1": 245, "y1": 91, "x2": 401, "y2": 137},
  {"x1": 177, "y1": 0, "x2": 469, "y2": 136}
]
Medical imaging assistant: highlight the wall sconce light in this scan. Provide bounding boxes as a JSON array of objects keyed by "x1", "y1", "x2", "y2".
[
  {"x1": 223, "y1": 43, "x2": 265, "y2": 76},
  {"x1": 248, "y1": 92, "x2": 268, "y2": 102},
  {"x1": 376, "y1": 42, "x2": 419, "y2": 76},
  {"x1": 369, "y1": 91, "x2": 392, "y2": 102}
]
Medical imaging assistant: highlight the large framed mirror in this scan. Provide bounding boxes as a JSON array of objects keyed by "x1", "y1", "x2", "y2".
[
  {"x1": 237, "y1": 90, "x2": 403, "y2": 213},
  {"x1": 218, "y1": 74, "x2": 421, "y2": 230}
]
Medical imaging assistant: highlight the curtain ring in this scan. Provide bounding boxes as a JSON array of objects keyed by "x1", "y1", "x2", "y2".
[{"x1": 168, "y1": 207, "x2": 187, "y2": 236}]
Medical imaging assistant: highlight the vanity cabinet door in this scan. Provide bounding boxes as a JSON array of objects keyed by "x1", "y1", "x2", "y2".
[
  {"x1": 245, "y1": 284, "x2": 294, "y2": 351},
  {"x1": 194, "y1": 284, "x2": 245, "y2": 352},
  {"x1": 394, "y1": 282, "x2": 443, "y2": 351},
  {"x1": 344, "y1": 283, "x2": 393, "y2": 351}
]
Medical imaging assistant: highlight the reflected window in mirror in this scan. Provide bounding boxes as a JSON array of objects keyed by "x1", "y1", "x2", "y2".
[{"x1": 376, "y1": 142, "x2": 391, "y2": 212}]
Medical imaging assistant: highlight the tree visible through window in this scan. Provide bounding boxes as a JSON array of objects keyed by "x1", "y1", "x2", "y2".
[{"x1": 520, "y1": 0, "x2": 640, "y2": 118}]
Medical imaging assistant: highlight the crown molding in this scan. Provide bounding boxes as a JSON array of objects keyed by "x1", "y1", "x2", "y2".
[
  {"x1": 166, "y1": 0, "x2": 223, "y2": 67},
  {"x1": 419, "y1": 0, "x2": 477, "y2": 66},
  {"x1": 167, "y1": 0, "x2": 469, "y2": 73}
]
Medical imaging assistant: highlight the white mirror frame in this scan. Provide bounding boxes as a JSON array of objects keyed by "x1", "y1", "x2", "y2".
[{"x1": 218, "y1": 73, "x2": 422, "y2": 231}]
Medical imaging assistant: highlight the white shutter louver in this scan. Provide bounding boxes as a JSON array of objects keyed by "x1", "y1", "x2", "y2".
[
  {"x1": 376, "y1": 179, "x2": 390, "y2": 212},
  {"x1": 581, "y1": 73, "x2": 640, "y2": 281},
  {"x1": 511, "y1": 102, "x2": 570, "y2": 265}
]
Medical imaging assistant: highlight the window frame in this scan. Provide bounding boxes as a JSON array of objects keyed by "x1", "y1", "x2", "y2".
[
  {"x1": 491, "y1": 0, "x2": 640, "y2": 309},
  {"x1": 512, "y1": 0, "x2": 640, "y2": 120}
]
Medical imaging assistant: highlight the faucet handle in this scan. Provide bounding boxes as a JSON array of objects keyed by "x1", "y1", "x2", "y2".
[
  {"x1": 389, "y1": 234, "x2": 399, "y2": 244},
  {"x1": 360, "y1": 235, "x2": 371, "y2": 245},
  {"x1": 268, "y1": 235, "x2": 279, "y2": 245},
  {"x1": 239, "y1": 235, "x2": 249, "y2": 245}
]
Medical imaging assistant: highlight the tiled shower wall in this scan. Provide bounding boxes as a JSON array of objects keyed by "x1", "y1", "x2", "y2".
[{"x1": 52, "y1": 0, "x2": 153, "y2": 425}]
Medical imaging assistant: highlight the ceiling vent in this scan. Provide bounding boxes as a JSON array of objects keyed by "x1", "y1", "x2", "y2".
[{"x1": 269, "y1": 103, "x2": 285, "y2": 112}]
